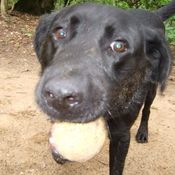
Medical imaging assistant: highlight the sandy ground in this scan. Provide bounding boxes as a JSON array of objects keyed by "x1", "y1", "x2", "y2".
[{"x1": 0, "y1": 14, "x2": 175, "y2": 175}]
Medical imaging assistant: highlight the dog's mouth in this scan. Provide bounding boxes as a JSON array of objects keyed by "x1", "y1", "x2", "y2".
[
  {"x1": 40, "y1": 97, "x2": 106, "y2": 123},
  {"x1": 37, "y1": 88, "x2": 106, "y2": 123}
]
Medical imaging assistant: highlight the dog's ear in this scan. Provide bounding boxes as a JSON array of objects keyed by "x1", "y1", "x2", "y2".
[
  {"x1": 144, "y1": 28, "x2": 172, "y2": 91},
  {"x1": 34, "y1": 12, "x2": 58, "y2": 68}
]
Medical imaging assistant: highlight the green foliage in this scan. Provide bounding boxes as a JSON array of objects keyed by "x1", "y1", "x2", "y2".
[
  {"x1": 55, "y1": 0, "x2": 130, "y2": 8},
  {"x1": 8, "y1": 0, "x2": 19, "y2": 7},
  {"x1": 55, "y1": 0, "x2": 65, "y2": 9},
  {"x1": 165, "y1": 16, "x2": 175, "y2": 43},
  {"x1": 137, "y1": 0, "x2": 171, "y2": 9},
  {"x1": 55, "y1": 0, "x2": 172, "y2": 9}
]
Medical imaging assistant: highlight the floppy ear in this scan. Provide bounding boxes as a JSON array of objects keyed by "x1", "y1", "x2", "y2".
[
  {"x1": 34, "y1": 12, "x2": 58, "y2": 68},
  {"x1": 144, "y1": 28, "x2": 172, "y2": 91}
]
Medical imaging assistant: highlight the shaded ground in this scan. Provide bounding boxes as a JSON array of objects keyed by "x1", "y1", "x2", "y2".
[{"x1": 0, "y1": 14, "x2": 175, "y2": 175}]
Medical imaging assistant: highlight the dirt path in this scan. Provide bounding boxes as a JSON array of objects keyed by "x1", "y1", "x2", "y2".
[{"x1": 0, "y1": 15, "x2": 175, "y2": 175}]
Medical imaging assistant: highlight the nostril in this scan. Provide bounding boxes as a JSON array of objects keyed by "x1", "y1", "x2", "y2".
[
  {"x1": 63, "y1": 94, "x2": 82, "y2": 107},
  {"x1": 44, "y1": 90, "x2": 55, "y2": 99}
]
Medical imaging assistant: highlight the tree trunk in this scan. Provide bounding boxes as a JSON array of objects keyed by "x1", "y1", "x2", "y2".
[
  {"x1": 1, "y1": 0, "x2": 8, "y2": 16},
  {"x1": 14, "y1": 0, "x2": 56, "y2": 15}
]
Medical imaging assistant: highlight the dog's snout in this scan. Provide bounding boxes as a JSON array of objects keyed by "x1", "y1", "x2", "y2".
[
  {"x1": 43, "y1": 78, "x2": 83, "y2": 110},
  {"x1": 36, "y1": 67, "x2": 106, "y2": 122}
]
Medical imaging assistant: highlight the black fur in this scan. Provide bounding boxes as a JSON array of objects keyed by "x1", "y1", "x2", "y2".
[{"x1": 34, "y1": 2, "x2": 174, "y2": 175}]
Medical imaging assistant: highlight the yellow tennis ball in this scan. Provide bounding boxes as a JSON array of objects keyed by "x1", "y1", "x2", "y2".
[{"x1": 49, "y1": 117, "x2": 107, "y2": 162}]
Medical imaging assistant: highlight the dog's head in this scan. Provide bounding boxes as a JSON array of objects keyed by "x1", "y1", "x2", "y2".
[{"x1": 34, "y1": 3, "x2": 172, "y2": 123}]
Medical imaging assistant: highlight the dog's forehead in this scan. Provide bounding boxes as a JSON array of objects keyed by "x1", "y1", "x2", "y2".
[
  {"x1": 55, "y1": 3, "x2": 136, "y2": 28},
  {"x1": 51, "y1": 4, "x2": 145, "y2": 51},
  {"x1": 51, "y1": 3, "x2": 164, "y2": 50}
]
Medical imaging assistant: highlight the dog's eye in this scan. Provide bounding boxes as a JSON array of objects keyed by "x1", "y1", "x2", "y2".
[
  {"x1": 110, "y1": 40, "x2": 128, "y2": 53},
  {"x1": 53, "y1": 28, "x2": 67, "y2": 40}
]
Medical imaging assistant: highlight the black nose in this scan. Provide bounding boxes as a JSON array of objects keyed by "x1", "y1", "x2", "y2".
[{"x1": 43, "y1": 78, "x2": 83, "y2": 110}]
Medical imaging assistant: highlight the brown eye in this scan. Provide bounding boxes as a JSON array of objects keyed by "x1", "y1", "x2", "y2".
[
  {"x1": 110, "y1": 40, "x2": 128, "y2": 53},
  {"x1": 53, "y1": 28, "x2": 67, "y2": 40}
]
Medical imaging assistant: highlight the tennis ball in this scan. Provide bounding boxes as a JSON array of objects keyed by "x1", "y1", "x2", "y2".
[{"x1": 49, "y1": 117, "x2": 107, "y2": 162}]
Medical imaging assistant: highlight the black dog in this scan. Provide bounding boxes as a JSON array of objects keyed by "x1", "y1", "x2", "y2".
[{"x1": 34, "y1": 1, "x2": 175, "y2": 175}]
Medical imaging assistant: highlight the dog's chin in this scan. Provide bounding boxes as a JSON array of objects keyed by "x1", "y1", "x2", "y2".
[
  {"x1": 38, "y1": 101, "x2": 104, "y2": 123},
  {"x1": 47, "y1": 110, "x2": 104, "y2": 123}
]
